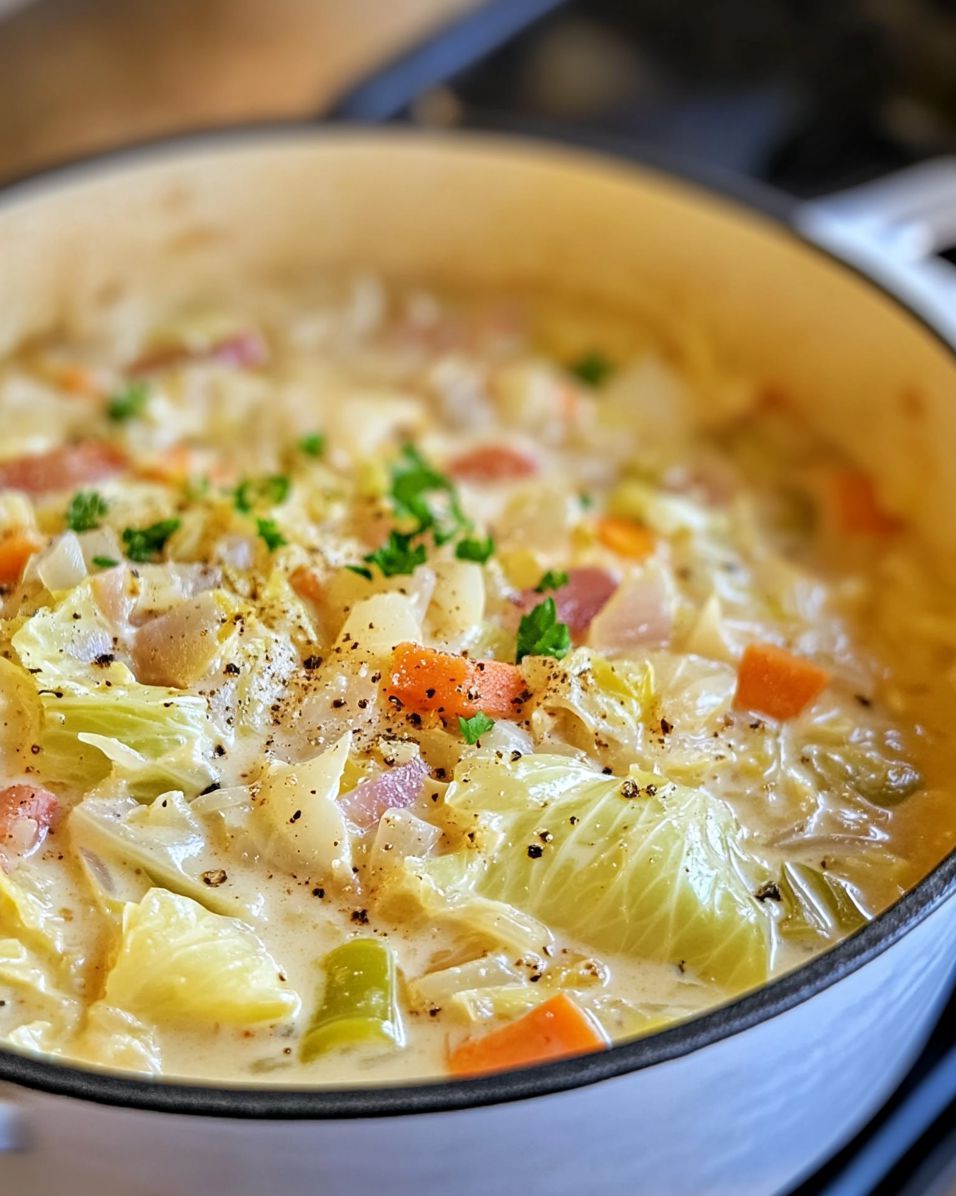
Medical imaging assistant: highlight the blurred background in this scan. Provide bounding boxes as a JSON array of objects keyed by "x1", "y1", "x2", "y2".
[
  {"x1": 0, "y1": 1, "x2": 955, "y2": 1192},
  {"x1": 3, "y1": 0, "x2": 956, "y2": 194}
]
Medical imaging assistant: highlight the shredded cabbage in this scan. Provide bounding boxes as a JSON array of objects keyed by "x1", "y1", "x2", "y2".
[
  {"x1": 69, "y1": 792, "x2": 257, "y2": 918},
  {"x1": 104, "y1": 888, "x2": 299, "y2": 1026},
  {"x1": 395, "y1": 753, "x2": 771, "y2": 990}
]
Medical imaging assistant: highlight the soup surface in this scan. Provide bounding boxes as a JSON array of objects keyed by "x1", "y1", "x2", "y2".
[{"x1": 0, "y1": 277, "x2": 953, "y2": 1085}]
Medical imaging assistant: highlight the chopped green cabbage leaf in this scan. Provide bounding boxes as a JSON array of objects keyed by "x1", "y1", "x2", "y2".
[
  {"x1": 0, "y1": 865, "x2": 71, "y2": 959},
  {"x1": 0, "y1": 938, "x2": 80, "y2": 1021},
  {"x1": 68, "y1": 1003, "x2": 162, "y2": 1075},
  {"x1": 11, "y1": 579, "x2": 218, "y2": 797},
  {"x1": 253, "y1": 734, "x2": 353, "y2": 881},
  {"x1": 4, "y1": 1019, "x2": 61, "y2": 1056},
  {"x1": 777, "y1": 862, "x2": 869, "y2": 946},
  {"x1": 801, "y1": 730, "x2": 921, "y2": 808},
  {"x1": 69, "y1": 792, "x2": 257, "y2": 918},
  {"x1": 0, "y1": 656, "x2": 42, "y2": 774},
  {"x1": 386, "y1": 851, "x2": 554, "y2": 959},
  {"x1": 104, "y1": 888, "x2": 299, "y2": 1026},
  {"x1": 399, "y1": 754, "x2": 771, "y2": 990},
  {"x1": 522, "y1": 649, "x2": 655, "y2": 767}
]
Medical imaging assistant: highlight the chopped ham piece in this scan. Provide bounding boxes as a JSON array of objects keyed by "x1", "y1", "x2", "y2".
[
  {"x1": 518, "y1": 567, "x2": 618, "y2": 636},
  {"x1": 448, "y1": 445, "x2": 538, "y2": 483},
  {"x1": 0, "y1": 785, "x2": 59, "y2": 866},
  {"x1": 0, "y1": 441, "x2": 125, "y2": 494},
  {"x1": 130, "y1": 330, "x2": 269, "y2": 375}
]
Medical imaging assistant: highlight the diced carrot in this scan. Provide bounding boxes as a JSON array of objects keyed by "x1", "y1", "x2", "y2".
[
  {"x1": 52, "y1": 364, "x2": 99, "y2": 398},
  {"x1": 290, "y1": 566, "x2": 324, "y2": 607},
  {"x1": 0, "y1": 441, "x2": 125, "y2": 494},
  {"x1": 828, "y1": 468, "x2": 901, "y2": 536},
  {"x1": 596, "y1": 515, "x2": 656, "y2": 561},
  {"x1": 447, "y1": 994, "x2": 607, "y2": 1078},
  {"x1": 448, "y1": 445, "x2": 538, "y2": 483},
  {"x1": 0, "y1": 530, "x2": 43, "y2": 586},
  {"x1": 387, "y1": 643, "x2": 527, "y2": 721},
  {"x1": 733, "y1": 642, "x2": 828, "y2": 721},
  {"x1": 137, "y1": 444, "x2": 196, "y2": 485}
]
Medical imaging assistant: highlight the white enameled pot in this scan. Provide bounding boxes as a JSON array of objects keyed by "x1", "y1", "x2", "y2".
[{"x1": 0, "y1": 131, "x2": 955, "y2": 1196}]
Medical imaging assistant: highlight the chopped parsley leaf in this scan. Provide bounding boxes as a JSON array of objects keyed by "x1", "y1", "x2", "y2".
[
  {"x1": 579, "y1": 491, "x2": 595, "y2": 510},
  {"x1": 299, "y1": 431, "x2": 326, "y2": 458},
  {"x1": 91, "y1": 555, "x2": 119, "y2": 569},
  {"x1": 66, "y1": 490, "x2": 108, "y2": 533},
  {"x1": 234, "y1": 474, "x2": 291, "y2": 513},
  {"x1": 106, "y1": 380, "x2": 150, "y2": 422},
  {"x1": 568, "y1": 351, "x2": 614, "y2": 388},
  {"x1": 516, "y1": 596, "x2": 571, "y2": 663},
  {"x1": 534, "y1": 569, "x2": 569, "y2": 594},
  {"x1": 122, "y1": 518, "x2": 181, "y2": 562},
  {"x1": 459, "y1": 711, "x2": 495, "y2": 744},
  {"x1": 256, "y1": 517, "x2": 287, "y2": 551},
  {"x1": 356, "y1": 530, "x2": 426, "y2": 578},
  {"x1": 455, "y1": 535, "x2": 495, "y2": 564},
  {"x1": 390, "y1": 443, "x2": 467, "y2": 543},
  {"x1": 345, "y1": 564, "x2": 373, "y2": 580}
]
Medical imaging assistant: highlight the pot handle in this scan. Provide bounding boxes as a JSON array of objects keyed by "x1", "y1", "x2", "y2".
[{"x1": 796, "y1": 159, "x2": 956, "y2": 346}]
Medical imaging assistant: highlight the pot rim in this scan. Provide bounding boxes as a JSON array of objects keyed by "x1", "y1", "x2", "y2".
[{"x1": 0, "y1": 123, "x2": 954, "y2": 1120}]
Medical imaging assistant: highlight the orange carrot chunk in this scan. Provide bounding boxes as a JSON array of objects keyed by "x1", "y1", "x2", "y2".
[
  {"x1": 387, "y1": 643, "x2": 526, "y2": 721},
  {"x1": 734, "y1": 642, "x2": 828, "y2": 721},
  {"x1": 829, "y1": 468, "x2": 901, "y2": 536},
  {"x1": 448, "y1": 994, "x2": 608, "y2": 1078},
  {"x1": 596, "y1": 515, "x2": 656, "y2": 561},
  {"x1": 0, "y1": 530, "x2": 43, "y2": 586}
]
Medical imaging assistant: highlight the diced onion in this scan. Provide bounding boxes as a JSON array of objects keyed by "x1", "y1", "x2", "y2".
[{"x1": 36, "y1": 532, "x2": 88, "y2": 593}]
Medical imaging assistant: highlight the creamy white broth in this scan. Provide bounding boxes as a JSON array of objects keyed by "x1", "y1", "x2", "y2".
[{"x1": 0, "y1": 277, "x2": 953, "y2": 1085}]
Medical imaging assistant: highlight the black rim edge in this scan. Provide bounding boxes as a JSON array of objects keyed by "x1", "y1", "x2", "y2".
[{"x1": 0, "y1": 124, "x2": 953, "y2": 1120}]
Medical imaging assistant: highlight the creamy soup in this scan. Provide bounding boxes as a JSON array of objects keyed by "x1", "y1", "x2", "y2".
[{"x1": 0, "y1": 277, "x2": 953, "y2": 1085}]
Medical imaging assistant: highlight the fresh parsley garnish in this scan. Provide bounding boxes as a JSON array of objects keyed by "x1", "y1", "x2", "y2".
[
  {"x1": 299, "y1": 431, "x2": 326, "y2": 458},
  {"x1": 234, "y1": 474, "x2": 291, "y2": 513},
  {"x1": 516, "y1": 597, "x2": 571, "y2": 663},
  {"x1": 355, "y1": 530, "x2": 427, "y2": 578},
  {"x1": 535, "y1": 569, "x2": 568, "y2": 594},
  {"x1": 569, "y1": 351, "x2": 613, "y2": 388},
  {"x1": 455, "y1": 536, "x2": 495, "y2": 564},
  {"x1": 459, "y1": 711, "x2": 495, "y2": 744},
  {"x1": 256, "y1": 517, "x2": 287, "y2": 551},
  {"x1": 347, "y1": 444, "x2": 477, "y2": 578},
  {"x1": 106, "y1": 380, "x2": 150, "y2": 422},
  {"x1": 91, "y1": 555, "x2": 119, "y2": 569},
  {"x1": 66, "y1": 490, "x2": 108, "y2": 532},
  {"x1": 122, "y1": 518, "x2": 181, "y2": 562},
  {"x1": 579, "y1": 491, "x2": 595, "y2": 510},
  {"x1": 390, "y1": 443, "x2": 467, "y2": 543}
]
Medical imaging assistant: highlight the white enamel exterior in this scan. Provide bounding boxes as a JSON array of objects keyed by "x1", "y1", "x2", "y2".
[
  {"x1": 0, "y1": 132, "x2": 955, "y2": 1196},
  {"x1": 3, "y1": 899, "x2": 955, "y2": 1196}
]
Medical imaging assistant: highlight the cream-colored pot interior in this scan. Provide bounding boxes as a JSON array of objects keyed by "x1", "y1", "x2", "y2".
[{"x1": 1, "y1": 130, "x2": 954, "y2": 568}]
